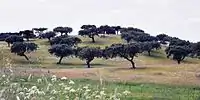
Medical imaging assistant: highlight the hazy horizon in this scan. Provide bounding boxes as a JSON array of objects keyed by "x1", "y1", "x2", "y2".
[{"x1": 0, "y1": 0, "x2": 200, "y2": 42}]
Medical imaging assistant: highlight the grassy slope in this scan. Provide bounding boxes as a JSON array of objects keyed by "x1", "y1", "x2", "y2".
[
  {"x1": 0, "y1": 35, "x2": 200, "y2": 86},
  {"x1": 1, "y1": 75, "x2": 200, "y2": 100}
]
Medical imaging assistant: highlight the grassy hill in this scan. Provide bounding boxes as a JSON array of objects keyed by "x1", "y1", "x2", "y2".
[
  {"x1": 0, "y1": 35, "x2": 200, "y2": 86},
  {"x1": 1, "y1": 35, "x2": 200, "y2": 100}
]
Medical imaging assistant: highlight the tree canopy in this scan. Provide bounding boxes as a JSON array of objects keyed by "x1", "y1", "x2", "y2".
[
  {"x1": 48, "y1": 44, "x2": 74, "y2": 64},
  {"x1": 165, "y1": 46, "x2": 191, "y2": 64},
  {"x1": 11, "y1": 42, "x2": 38, "y2": 60},
  {"x1": 50, "y1": 35, "x2": 81, "y2": 46},
  {"x1": 5, "y1": 35, "x2": 24, "y2": 47},
  {"x1": 79, "y1": 25, "x2": 98, "y2": 43},
  {"x1": 20, "y1": 30, "x2": 36, "y2": 41},
  {"x1": 53, "y1": 27, "x2": 73, "y2": 36},
  {"x1": 76, "y1": 47, "x2": 102, "y2": 68},
  {"x1": 104, "y1": 43, "x2": 140, "y2": 69}
]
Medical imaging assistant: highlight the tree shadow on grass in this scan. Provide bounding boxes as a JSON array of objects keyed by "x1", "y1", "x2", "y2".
[
  {"x1": 57, "y1": 63, "x2": 113, "y2": 68},
  {"x1": 82, "y1": 41, "x2": 107, "y2": 45},
  {"x1": 108, "y1": 66, "x2": 147, "y2": 72}
]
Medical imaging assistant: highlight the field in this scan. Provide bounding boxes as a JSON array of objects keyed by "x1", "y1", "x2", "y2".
[{"x1": 1, "y1": 35, "x2": 200, "y2": 100}]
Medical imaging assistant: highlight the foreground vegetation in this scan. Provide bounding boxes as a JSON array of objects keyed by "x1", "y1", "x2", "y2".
[{"x1": 1, "y1": 74, "x2": 200, "y2": 100}]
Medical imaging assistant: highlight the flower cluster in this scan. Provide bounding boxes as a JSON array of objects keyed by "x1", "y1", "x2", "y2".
[{"x1": 0, "y1": 74, "x2": 131, "y2": 100}]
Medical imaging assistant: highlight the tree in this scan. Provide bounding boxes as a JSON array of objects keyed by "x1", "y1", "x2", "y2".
[
  {"x1": 43, "y1": 31, "x2": 56, "y2": 41},
  {"x1": 169, "y1": 38, "x2": 191, "y2": 46},
  {"x1": 5, "y1": 35, "x2": 24, "y2": 47},
  {"x1": 48, "y1": 44, "x2": 74, "y2": 64},
  {"x1": 32, "y1": 28, "x2": 48, "y2": 37},
  {"x1": 104, "y1": 43, "x2": 140, "y2": 69},
  {"x1": 50, "y1": 36, "x2": 81, "y2": 46},
  {"x1": 78, "y1": 28, "x2": 98, "y2": 43},
  {"x1": 53, "y1": 27, "x2": 73, "y2": 36},
  {"x1": 121, "y1": 28, "x2": 157, "y2": 43},
  {"x1": 165, "y1": 46, "x2": 191, "y2": 64},
  {"x1": 81, "y1": 25, "x2": 96, "y2": 30},
  {"x1": 156, "y1": 34, "x2": 171, "y2": 43},
  {"x1": 139, "y1": 41, "x2": 161, "y2": 56},
  {"x1": 11, "y1": 42, "x2": 38, "y2": 60},
  {"x1": 20, "y1": 30, "x2": 36, "y2": 41},
  {"x1": 112, "y1": 26, "x2": 121, "y2": 35},
  {"x1": 76, "y1": 47, "x2": 102, "y2": 68},
  {"x1": 189, "y1": 42, "x2": 200, "y2": 57}
]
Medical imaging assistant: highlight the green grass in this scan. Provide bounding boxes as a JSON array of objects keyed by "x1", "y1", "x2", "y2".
[{"x1": 1, "y1": 75, "x2": 200, "y2": 100}]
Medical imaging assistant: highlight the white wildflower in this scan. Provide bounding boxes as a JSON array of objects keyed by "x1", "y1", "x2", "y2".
[
  {"x1": 19, "y1": 92, "x2": 24, "y2": 95},
  {"x1": 85, "y1": 89, "x2": 91, "y2": 92},
  {"x1": 16, "y1": 96, "x2": 20, "y2": 100},
  {"x1": 52, "y1": 75, "x2": 56, "y2": 78},
  {"x1": 38, "y1": 91, "x2": 45, "y2": 95},
  {"x1": 31, "y1": 86, "x2": 37, "y2": 90},
  {"x1": 51, "y1": 90, "x2": 57, "y2": 94},
  {"x1": 2, "y1": 74, "x2": 6, "y2": 78},
  {"x1": 65, "y1": 95, "x2": 69, "y2": 99},
  {"x1": 123, "y1": 90, "x2": 131, "y2": 95},
  {"x1": 65, "y1": 86, "x2": 71, "y2": 90},
  {"x1": 95, "y1": 95, "x2": 101, "y2": 99},
  {"x1": 37, "y1": 79, "x2": 42, "y2": 83},
  {"x1": 27, "y1": 74, "x2": 32, "y2": 81},
  {"x1": 69, "y1": 80, "x2": 75, "y2": 85},
  {"x1": 69, "y1": 89, "x2": 76, "y2": 93},
  {"x1": 61, "y1": 77, "x2": 67, "y2": 80},
  {"x1": 83, "y1": 85, "x2": 89, "y2": 89},
  {"x1": 100, "y1": 91, "x2": 106, "y2": 96},
  {"x1": 49, "y1": 97, "x2": 55, "y2": 100},
  {"x1": 20, "y1": 79, "x2": 25, "y2": 82}
]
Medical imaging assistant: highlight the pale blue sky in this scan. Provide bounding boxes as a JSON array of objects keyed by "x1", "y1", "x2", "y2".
[{"x1": 0, "y1": 0, "x2": 200, "y2": 42}]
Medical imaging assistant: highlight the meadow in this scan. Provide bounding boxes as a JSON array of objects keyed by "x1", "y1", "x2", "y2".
[{"x1": 1, "y1": 35, "x2": 200, "y2": 100}]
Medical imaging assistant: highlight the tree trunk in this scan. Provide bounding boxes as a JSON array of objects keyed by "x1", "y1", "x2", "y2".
[
  {"x1": 148, "y1": 50, "x2": 151, "y2": 56},
  {"x1": 129, "y1": 60, "x2": 136, "y2": 69},
  {"x1": 177, "y1": 60, "x2": 181, "y2": 64},
  {"x1": 48, "y1": 38, "x2": 51, "y2": 41},
  {"x1": 57, "y1": 56, "x2": 63, "y2": 64},
  {"x1": 91, "y1": 37, "x2": 95, "y2": 43},
  {"x1": 86, "y1": 61, "x2": 91, "y2": 68},
  {"x1": 22, "y1": 54, "x2": 29, "y2": 61},
  {"x1": 8, "y1": 43, "x2": 10, "y2": 47}
]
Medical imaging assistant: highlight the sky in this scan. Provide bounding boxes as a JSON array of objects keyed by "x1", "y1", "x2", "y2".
[{"x1": 0, "y1": 0, "x2": 200, "y2": 42}]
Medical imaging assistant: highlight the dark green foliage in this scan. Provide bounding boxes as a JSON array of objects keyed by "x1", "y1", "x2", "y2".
[
  {"x1": 43, "y1": 31, "x2": 56, "y2": 41},
  {"x1": 165, "y1": 46, "x2": 191, "y2": 64},
  {"x1": 48, "y1": 44, "x2": 74, "y2": 64},
  {"x1": 79, "y1": 25, "x2": 98, "y2": 43},
  {"x1": 53, "y1": 26, "x2": 73, "y2": 36},
  {"x1": 139, "y1": 41, "x2": 161, "y2": 56},
  {"x1": 121, "y1": 28, "x2": 157, "y2": 43},
  {"x1": 11, "y1": 42, "x2": 38, "y2": 60},
  {"x1": 5, "y1": 35, "x2": 24, "y2": 47},
  {"x1": 32, "y1": 28, "x2": 48, "y2": 32},
  {"x1": 20, "y1": 30, "x2": 36, "y2": 41},
  {"x1": 76, "y1": 47, "x2": 102, "y2": 68},
  {"x1": 104, "y1": 43, "x2": 140, "y2": 69},
  {"x1": 32, "y1": 28, "x2": 48, "y2": 38},
  {"x1": 81, "y1": 25, "x2": 96, "y2": 30},
  {"x1": 120, "y1": 27, "x2": 145, "y2": 33},
  {"x1": 156, "y1": 34, "x2": 172, "y2": 44},
  {"x1": 169, "y1": 37, "x2": 191, "y2": 46},
  {"x1": 50, "y1": 36, "x2": 81, "y2": 46},
  {"x1": 98, "y1": 25, "x2": 117, "y2": 35},
  {"x1": 111, "y1": 26, "x2": 121, "y2": 34},
  {"x1": 191, "y1": 42, "x2": 200, "y2": 57}
]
